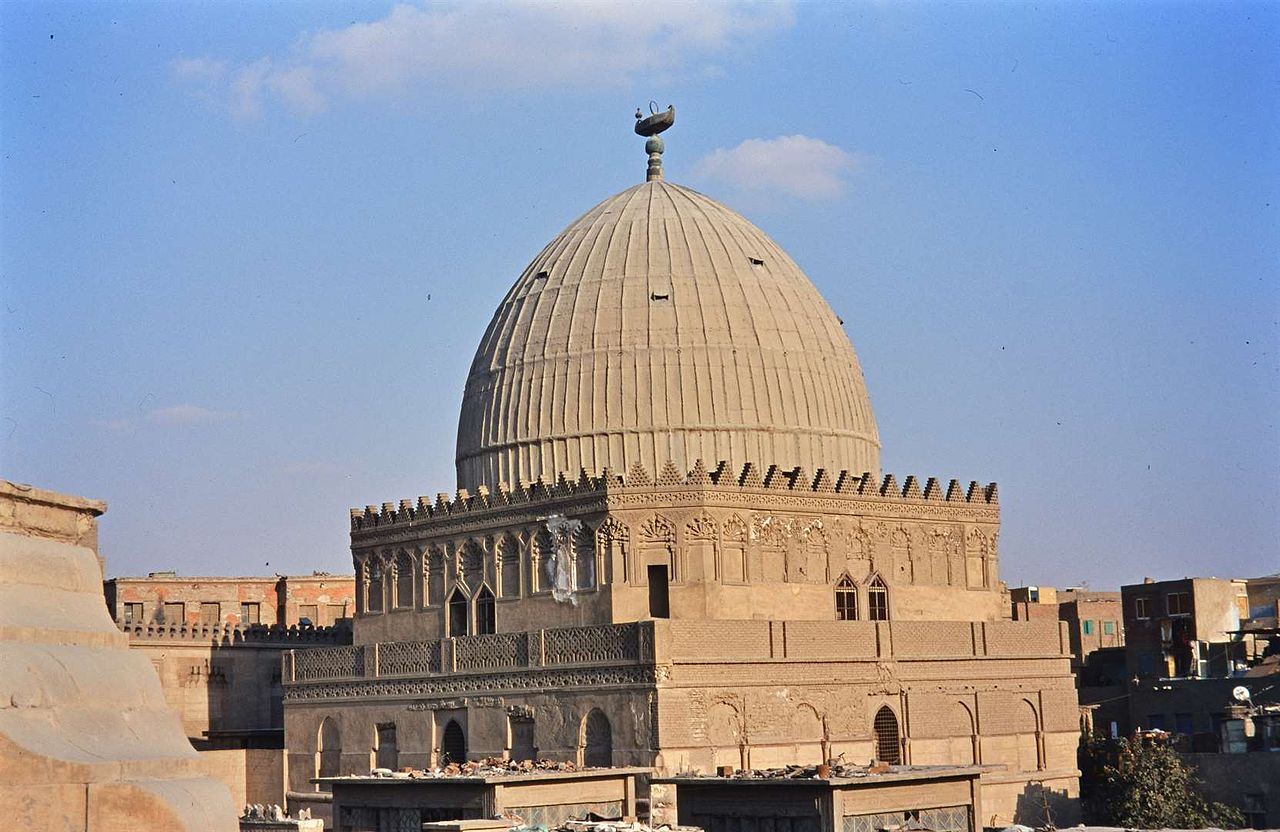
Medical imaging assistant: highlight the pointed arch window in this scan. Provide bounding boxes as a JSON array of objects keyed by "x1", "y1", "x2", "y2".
[
  {"x1": 835, "y1": 574, "x2": 858, "y2": 620},
  {"x1": 581, "y1": 709, "x2": 613, "y2": 767},
  {"x1": 868, "y1": 575, "x2": 889, "y2": 621},
  {"x1": 395, "y1": 551, "x2": 414, "y2": 609},
  {"x1": 475, "y1": 586, "x2": 496, "y2": 635},
  {"x1": 441, "y1": 719, "x2": 466, "y2": 765},
  {"x1": 447, "y1": 589, "x2": 469, "y2": 637},
  {"x1": 366, "y1": 560, "x2": 385, "y2": 614},
  {"x1": 874, "y1": 705, "x2": 901, "y2": 765}
]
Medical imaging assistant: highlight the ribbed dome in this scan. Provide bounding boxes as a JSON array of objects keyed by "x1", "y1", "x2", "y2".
[{"x1": 456, "y1": 180, "x2": 880, "y2": 492}]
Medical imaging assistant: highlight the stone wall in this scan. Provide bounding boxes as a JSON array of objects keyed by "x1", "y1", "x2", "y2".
[
  {"x1": 348, "y1": 464, "x2": 1005, "y2": 643},
  {"x1": 0, "y1": 480, "x2": 238, "y2": 831},
  {"x1": 282, "y1": 618, "x2": 1078, "y2": 825}
]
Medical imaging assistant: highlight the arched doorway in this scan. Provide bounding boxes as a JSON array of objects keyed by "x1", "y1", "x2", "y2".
[
  {"x1": 581, "y1": 709, "x2": 612, "y2": 767},
  {"x1": 441, "y1": 719, "x2": 466, "y2": 764},
  {"x1": 873, "y1": 705, "x2": 901, "y2": 764},
  {"x1": 316, "y1": 717, "x2": 341, "y2": 785}
]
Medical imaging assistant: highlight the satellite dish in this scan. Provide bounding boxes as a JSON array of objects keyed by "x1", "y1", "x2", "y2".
[{"x1": 1232, "y1": 685, "x2": 1252, "y2": 703}]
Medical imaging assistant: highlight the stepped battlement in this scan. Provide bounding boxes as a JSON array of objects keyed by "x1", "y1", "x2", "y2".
[{"x1": 350, "y1": 460, "x2": 997, "y2": 531}]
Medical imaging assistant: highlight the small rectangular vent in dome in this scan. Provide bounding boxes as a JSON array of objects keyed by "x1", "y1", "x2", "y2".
[
  {"x1": 650, "y1": 292, "x2": 670, "y2": 301},
  {"x1": 534, "y1": 270, "x2": 549, "y2": 280},
  {"x1": 748, "y1": 257, "x2": 765, "y2": 267}
]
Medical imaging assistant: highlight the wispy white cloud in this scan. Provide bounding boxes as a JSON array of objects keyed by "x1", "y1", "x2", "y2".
[
  {"x1": 92, "y1": 404, "x2": 240, "y2": 432},
  {"x1": 174, "y1": 1, "x2": 794, "y2": 118},
  {"x1": 693, "y1": 135, "x2": 863, "y2": 200}
]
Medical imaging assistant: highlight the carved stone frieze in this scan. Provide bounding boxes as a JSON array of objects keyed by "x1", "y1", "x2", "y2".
[{"x1": 284, "y1": 664, "x2": 657, "y2": 702}]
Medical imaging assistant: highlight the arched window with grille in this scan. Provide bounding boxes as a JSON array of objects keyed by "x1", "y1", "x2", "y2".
[
  {"x1": 868, "y1": 575, "x2": 889, "y2": 621},
  {"x1": 835, "y1": 574, "x2": 858, "y2": 620},
  {"x1": 873, "y1": 705, "x2": 901, "y2": 764},
  {"x1": 447, "y1": 589, "x2": 468, "y2": 637},
  {"x1": 474, "y1": 586, "x2": 495, "y2": 635}
]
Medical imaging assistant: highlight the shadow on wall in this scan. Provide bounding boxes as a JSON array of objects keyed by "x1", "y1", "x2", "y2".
[{"x1": 1013, "y1": 781, "x2": 1075, "y2": 828}]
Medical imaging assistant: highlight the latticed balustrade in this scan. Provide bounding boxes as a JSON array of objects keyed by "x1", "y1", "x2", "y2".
[
  {"x1": 543, "y1": 623, "x2": 639, "y2": 664},
  {"x1": 378, "y1": 640, "x2": 442, "y2": 676},
  {"x1": 454, "y1": 632, "x2": 528, "y2": 671},
  {"x1": 293, "y1": 645, "x2": 364, "y2": 681}
]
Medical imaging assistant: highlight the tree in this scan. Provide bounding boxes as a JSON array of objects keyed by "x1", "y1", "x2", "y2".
[{"x1": 1082, "y1": 733, "x2": 1244, "y2": 829}]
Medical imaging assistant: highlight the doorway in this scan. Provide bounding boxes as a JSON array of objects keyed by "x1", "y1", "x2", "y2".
[{"x1": 648, "y1": 564, "x2": 670, "y2": 618}]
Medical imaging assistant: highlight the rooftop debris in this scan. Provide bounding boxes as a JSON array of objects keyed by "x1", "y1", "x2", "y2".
[{"x1": 355, "y1": 757, "x2": 588, "y2": 779}]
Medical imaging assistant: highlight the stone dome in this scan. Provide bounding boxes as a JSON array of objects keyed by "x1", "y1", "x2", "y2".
[{"x1": 456, "y1": 179, "x2": 880, "y2": 492}]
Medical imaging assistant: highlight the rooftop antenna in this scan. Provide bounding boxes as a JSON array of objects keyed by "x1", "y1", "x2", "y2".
[{"x1": 635, "y1": 101, "x2": 675, "y2": 181}]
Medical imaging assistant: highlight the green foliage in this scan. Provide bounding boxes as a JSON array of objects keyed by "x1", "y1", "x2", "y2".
[{"x1": 1082, "y1": 734, "x2": 1245, "y2": 829}]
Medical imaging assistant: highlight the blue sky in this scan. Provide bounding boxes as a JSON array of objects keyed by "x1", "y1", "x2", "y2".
[{"x1": 2, "y1": 1, "x2": 1276, "y2": 587}]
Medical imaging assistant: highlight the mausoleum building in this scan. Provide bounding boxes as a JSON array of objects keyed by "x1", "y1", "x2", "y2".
[{"x1": 282, "y1": 117, "x2": 1081, "y2": 828}]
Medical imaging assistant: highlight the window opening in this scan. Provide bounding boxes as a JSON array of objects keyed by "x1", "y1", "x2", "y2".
[
  {"x1": 1082, "y1": 619, "x2": 1094, "y2": 635},
  {"x1": 240, "y1": 602, "x2": 260, "y2": 625},
  {"x1": 475, "y1": 586, "x2": 496, "y2": 635},
  {"x1": 873, "y1": 706, "x2": 901, "y2": 764},
  {"x1": 1135, "y1": 597, "x2": 1150, "y2": 619},
  {"x1": 396, "y1": 551, "x2": 414, "y2": 608},
  {"x1": 868, "y1": 576, "x2": 889, "y2": 621},
  {"x1": 161, "y1": 601, "x2": 185, "y2": 625},
  {"x1": 374, "y1": 722, "x2": 398, "y2": 771},
  {"x1": 582, "y1": 709, "x2": 613, "y2": 767},
  {"x1": 441, "y1": 720, "x2": 466, "y2": 764},
  {"x1": 448, "y1": 589, "x2": 469, "y2": 637},
  {"x1": 835, "y1": 575, "x2": 858, "y2": 620},
  {"x1": 647, "y1": 564, "x2": 670, "y2": 618},
  {"x1": 366, "y1": 562, "x2": 384, "y2": 613},
  {"x1": 123, "y1": 602, "x2": 144, "y2": 624},
  {"x1": 1167, "y1": 591, "x2": 1191, "y2": 616}
]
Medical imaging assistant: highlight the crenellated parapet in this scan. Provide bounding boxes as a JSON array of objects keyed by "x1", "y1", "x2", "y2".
[{"x1": 349, "y1": 460, "x2": 997, "y2": 532}]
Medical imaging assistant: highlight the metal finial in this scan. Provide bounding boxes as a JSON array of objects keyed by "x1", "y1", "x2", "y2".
[{"x1": 635, "y1": 104, "x2": 675, "y2": 182}]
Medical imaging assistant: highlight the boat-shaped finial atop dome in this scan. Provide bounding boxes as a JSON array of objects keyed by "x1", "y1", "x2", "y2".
[{"x1": 635, "y1": 102, "x2": 674, "y2": 181}]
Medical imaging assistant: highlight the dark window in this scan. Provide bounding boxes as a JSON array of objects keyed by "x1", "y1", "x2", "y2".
[
  {"x1": 475, "y1": 586, "x2": 496, "y2": 635},
  {"x1": 647, "y1": 564, "x2": 670, "y2": 618},
  {"x1": 374, "y1": 723, "x2": 398, "y2": 770},
  {"x1": 123, "y1": 602, "x2": 144, "y2": 624},
  {"x1": 1082, "y1": 619, "x2": 1094, "y2": 635},
  {"x1": 1175, "y1": 713, "x2": 1194, "y2": 735},
  {"x1": 1102, "y1": 620, "x2": 1115, "y2": 635},
  {"x1": 240, "y1": 602, "x2": 260, "y2": 625},
  {"x1": 1244, "y1": 793, "x2": 1267, "y2": 830},
  {"x1": 395, "y1": 551, "x2": 414, "y2": 609},
  {"x1": 836, "y1": 575, "x2": 858, "y2": 620},
  {"x1": 1167, "y1": 591, "x2": 1191, "y2": 616},
  {"x1": 583, "y1": 709, "x2": 612, "y2": 767},
  {"x1": 366, "y1": 562, "x2": 384, "y2": 613},
  {"x1": 299, "y1": 604, "x2": 318, "y2": 626},
  {"x1": 874, "y1": 706, "x2": 901, "y2": 764},
  {"x1": 868, "y1": 576, "x2": 889, "y2": 621},
  {"x1": 448, "y1": 589, "x2": 469, "y2": 637},
  {"x1": 1135, "y1": 597, "x2": 1150, "y2": 619},
  {"x1": 1148, "y1": 713, "x2": 1166, "y2": 731},
  {"x1": 441, "y1": 720, "x2": 466, "y2": 764}
]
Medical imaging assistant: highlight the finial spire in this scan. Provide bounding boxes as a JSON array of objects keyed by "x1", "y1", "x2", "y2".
[{"x1": 634, "y1": 102, "x2": 675, "y2": 182}]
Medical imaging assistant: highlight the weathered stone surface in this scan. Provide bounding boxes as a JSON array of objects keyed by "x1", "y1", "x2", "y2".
[{"x1": 0, "y1": 480, "x2": 238, "y2": 831}]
